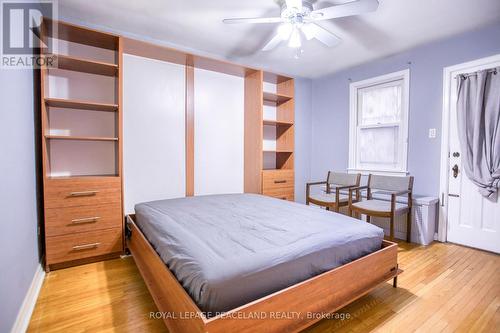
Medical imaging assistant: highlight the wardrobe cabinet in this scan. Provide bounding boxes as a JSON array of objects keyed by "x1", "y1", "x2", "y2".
[{"x1": 38, "y1": 19, "x2": 294, "y2": 271}]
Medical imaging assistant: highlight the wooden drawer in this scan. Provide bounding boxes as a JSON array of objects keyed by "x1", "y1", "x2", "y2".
[
  {"x1": 262, "y1": 170, "x2": 294, "y2": 191},
  {"x1": 46, "y1": 228, "x2": 122, "y2": 265},
  {"x1": 263, "y1": 187, "x2": 295, "y2": 201},
  {"x1": 45, "y1": 203, "x2": 122, "y2": 237},
  {"x1": 45, "y1": 177, "x2": 121, "y2": 209}
]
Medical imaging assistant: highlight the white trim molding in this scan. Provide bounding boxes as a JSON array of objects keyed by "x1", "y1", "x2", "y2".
[
  {"x1": 348, "y1": 69, "x2": 410, "y2": 176},
  {"x1": 438, "y1": 54, "x2": 500, "y2": 242},
  {"x1": 10, "y1": 264, "x2": 45, "y2": 333},
  {"x1": 347, "y1": 168, "x2": 409, "y2": 177}
]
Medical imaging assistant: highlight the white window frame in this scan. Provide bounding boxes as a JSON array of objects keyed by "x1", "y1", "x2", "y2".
[{"x1": 348, "y1": 69, "x2": 410, "y2": 176}]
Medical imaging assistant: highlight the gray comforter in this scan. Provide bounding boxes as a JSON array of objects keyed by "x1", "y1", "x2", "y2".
[{"x1": 135, "y1": 193, "x2": 384, "y2": 314}]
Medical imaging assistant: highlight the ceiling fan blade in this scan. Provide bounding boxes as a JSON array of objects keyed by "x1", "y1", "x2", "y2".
[
  {"x1": 262, "y1": 33, "x2": 283, "y2": 51},
  {"x1": 310, "y1": 0, "x2": 379, "y2": 21},
  {"x1": 223, "y1": 17, "x2": 284, "y2": 24},
  {"x1": 301, "y1": 23, "x2": 341, "y2": 47}
]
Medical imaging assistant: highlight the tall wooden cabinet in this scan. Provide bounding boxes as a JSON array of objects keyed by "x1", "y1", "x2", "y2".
[
  {"x1": 39, "y1": 19, "x2": 123, "y2": 271},
  {"x1": 244, "y1": 71, "x2": 295, "y2": 201}
]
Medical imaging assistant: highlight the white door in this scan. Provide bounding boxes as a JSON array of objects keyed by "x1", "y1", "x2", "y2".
[
  {"x1": 123, "y1": 54, "x2": 186, "y2": 214},
  {"x1": 444, "y1": 55, "x2": 500, "y2": 253}
]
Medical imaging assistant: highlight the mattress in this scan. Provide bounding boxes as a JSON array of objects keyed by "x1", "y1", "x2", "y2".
[{"x1": 134, "y1": 193, "x2": 384, "y2": 315}]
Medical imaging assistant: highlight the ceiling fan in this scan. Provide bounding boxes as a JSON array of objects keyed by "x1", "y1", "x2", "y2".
[{"x1": 223, "y1": 0, "x2": 379, "y2": 51}]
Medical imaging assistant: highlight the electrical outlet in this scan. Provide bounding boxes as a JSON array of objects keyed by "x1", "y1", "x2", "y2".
[{"x1": 429, "y1": 128, "x2": 437, "y2": 139}]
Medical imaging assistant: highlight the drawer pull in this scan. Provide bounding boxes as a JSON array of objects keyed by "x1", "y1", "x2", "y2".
[
  {"x1": 72, "y1": 242, "x2": 100, "y2": 250},
  {"x1": 274, "y1": 180, "x2": 287, "y2": 184},
  {"x1": 71, "y1": 217, "x2": 101, "y2": 224},
  {"x1": 69, "y1": 190, "x2": 99, "y2": 197}
]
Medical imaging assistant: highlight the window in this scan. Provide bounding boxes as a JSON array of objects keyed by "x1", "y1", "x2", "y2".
[{"x1": 349, "y1": 70, "x2": 410, "y2": 175}]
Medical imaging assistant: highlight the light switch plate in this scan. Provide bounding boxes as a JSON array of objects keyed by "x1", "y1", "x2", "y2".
[{"x1": 429, "y1": 128, "x2": 437, "y2": 138}]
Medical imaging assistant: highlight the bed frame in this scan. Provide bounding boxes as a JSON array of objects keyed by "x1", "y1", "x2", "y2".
[{"x1": 126, "y1": 214, "x2": 402, "y2": 333}]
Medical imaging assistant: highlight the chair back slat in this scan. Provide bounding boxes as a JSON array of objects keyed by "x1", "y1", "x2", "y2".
[
  {"x1": 369, "y1": 175, "x2": 413, "y2": 191},
  {"x1": 327, "y1": 172, "x2": 360, "y2": 187}
]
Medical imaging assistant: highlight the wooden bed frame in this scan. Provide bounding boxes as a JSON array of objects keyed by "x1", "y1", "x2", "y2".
[{"x1": 126, "y1": 214, "x2": 402, "y2": 333}]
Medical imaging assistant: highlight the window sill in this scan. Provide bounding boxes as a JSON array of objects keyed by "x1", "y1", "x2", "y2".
[{"x1": 347, "y1": 168, "x2": 409, "y2": 177}]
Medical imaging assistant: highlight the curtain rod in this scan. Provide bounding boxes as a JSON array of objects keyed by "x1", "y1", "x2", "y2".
[{"x1": 456, "y1": 68, "x2": 498, "y2": 79}]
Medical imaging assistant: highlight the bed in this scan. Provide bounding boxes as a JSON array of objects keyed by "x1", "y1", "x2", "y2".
[{"x1": 126, "y1": 193, "x2": 401, "y2": 333}]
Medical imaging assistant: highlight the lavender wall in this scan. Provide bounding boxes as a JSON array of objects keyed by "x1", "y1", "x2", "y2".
[
  {"x1": 310, "y1": 22, "x2": 500, "y2": 197},
  {"x1": 0, "y1": 68, "x2": 40, "y2": 332},
  {"x1": 294, "y1": 78, "x2": 313, "y2": 203}
]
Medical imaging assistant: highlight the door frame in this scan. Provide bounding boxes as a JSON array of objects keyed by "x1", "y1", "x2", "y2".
[{"x1": 438, "y1": 54, "x2": 500, "y2": 242}]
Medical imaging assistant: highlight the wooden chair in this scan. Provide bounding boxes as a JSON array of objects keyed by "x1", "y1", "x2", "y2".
[
  {"x1": 306, "y1": 172, "x2": 361, "y2": 212},
  {"x1": 348, "y1": 174, "x2": 414, "y2": 242}
]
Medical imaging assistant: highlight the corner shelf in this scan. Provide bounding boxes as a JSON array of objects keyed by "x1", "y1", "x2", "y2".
[
  {"x1": 45, "y1": 135, "x2": 118, "y2": 141},
  {"x1": 45, "y1": 98, "x2": 118, "y2": 112},
  {"x1": 48, "y1": 54, "x2": 118, "y2": 76},
  {"x1": 263, "y1": 92, "x2": 293, "y2": 105}
]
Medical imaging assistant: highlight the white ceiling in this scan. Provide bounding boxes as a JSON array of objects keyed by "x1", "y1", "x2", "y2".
[{"x1": 58, "y1": 0, "x2": 500, "y2": 78}]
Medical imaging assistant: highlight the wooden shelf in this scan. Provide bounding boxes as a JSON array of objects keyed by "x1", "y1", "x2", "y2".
[
  {"x1": 263, "y1": 92, "x2": 292, "y2": 105},
  {"x1": 50, "y1": 54, "x2": 118, "y2": 76},
  {"x1": 45, "y1": 98, "x2": 118, "y2": 112},
  {"x1": 263, "y1": 150, "x2": 293, "y2": 153},
  {"x1": 47, "y1": 174, "x2": 119, "y2": 180},
  {"x1": 263, "y1": 72, "x2": 293, "y2": 84},
  {"x1": 44, "y1": 18, "x2": 119, "y2": 50},
  {"x1": 263, "y1": 119, "x2": 294, "y2": 127},
  {"x1": 45, "y1": 135, "x2": 118, "y2": 141}
]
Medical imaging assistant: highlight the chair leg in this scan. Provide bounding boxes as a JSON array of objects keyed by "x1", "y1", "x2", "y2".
[
  {"x1": 406, "y1": 211, "x2": 412, "y2": 243},
  {"x1": 393, "y1": 276, "x2": 398, "y2": 288},
  {"x1": 389, "y1": 215, "x2": 395, "y2": 241}
]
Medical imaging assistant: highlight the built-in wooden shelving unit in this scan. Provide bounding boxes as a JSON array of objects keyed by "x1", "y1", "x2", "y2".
[
  {"x1": 244, "y1": 71, "x2": 295, "y2": 200},
  {"x1": 39, "y1": 18, "x2": 123, "y2": 271}
]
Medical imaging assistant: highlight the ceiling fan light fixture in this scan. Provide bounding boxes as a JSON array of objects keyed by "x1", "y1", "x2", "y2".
[
  {"x1": 278, "y1": 23, "x2": 293, "y2": 40},
  {"x1": 223, "y1": 0, "x2": 380, "y2": 52},
  {"x1": 288, "y1": 27, "x2": 302, "y2": 48}
]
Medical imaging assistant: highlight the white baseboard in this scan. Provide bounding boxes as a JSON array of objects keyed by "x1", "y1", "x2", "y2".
[{"x1": 10, "y1": 263, "x2": 45, "y2": 333}]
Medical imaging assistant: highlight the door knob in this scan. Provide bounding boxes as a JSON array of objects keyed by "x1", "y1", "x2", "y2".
[{"x1": 452, "y1": 164, "x2": 459, "y2": 178}]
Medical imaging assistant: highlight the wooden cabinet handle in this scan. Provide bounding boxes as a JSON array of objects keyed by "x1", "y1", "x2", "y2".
[
  {"x1": 72, "y1": 242, "x2": 100, "y2": 250},
  {"x1": 274, "y1": 180, "x2": 287, "y2": 184},
  {"x1": 69, "y1": 190, "x2": 99, "y2": 197},
  {"x1": 71, "y1": 217, "x2": 101, "y2": 224}
]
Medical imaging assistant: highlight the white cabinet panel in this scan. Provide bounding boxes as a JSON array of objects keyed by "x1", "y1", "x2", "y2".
[
  {"x1": 123, "y1": 54, "x2": 186, "y2": 214},
  {"x1": 194, "y1": 69, "x2": 244, "y2": 195}
]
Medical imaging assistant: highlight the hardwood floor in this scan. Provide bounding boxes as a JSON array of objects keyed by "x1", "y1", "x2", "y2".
[{"x1": 28, "y1": 242, "x2": 499, "y2": 333}]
